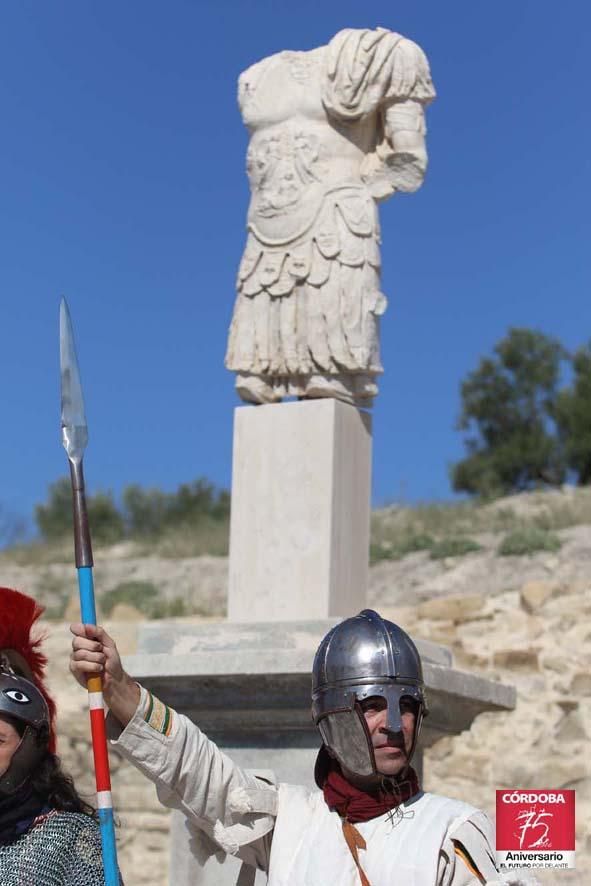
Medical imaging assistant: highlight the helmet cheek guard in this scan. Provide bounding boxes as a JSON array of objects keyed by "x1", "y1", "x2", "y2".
[
  {"x1": 314, "y1": 691, "x2": 376, "y2": 778},
  {"x1": 312, "y1": 609, "x2": 429, "y2": 780},
  {"x1": 0, "y1": 723, "x2": 49, "y2": 795},
  {"x1": 0, "y1": 670, "x2": 50, "y2": 796}
]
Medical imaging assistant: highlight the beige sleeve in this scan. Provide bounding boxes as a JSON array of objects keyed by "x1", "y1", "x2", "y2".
[{"x1": 107, "y1": 685, "x2": 277, "y2": 872}]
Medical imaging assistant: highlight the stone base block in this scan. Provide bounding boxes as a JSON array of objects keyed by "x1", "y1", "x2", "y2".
[{"x1": 227, "y1": 400, "x2": 372, "y2": 621}]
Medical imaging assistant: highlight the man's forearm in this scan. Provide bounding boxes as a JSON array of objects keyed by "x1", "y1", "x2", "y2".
[{"x1": 104, "y1": 672, "x2": 141, "y2": 727}]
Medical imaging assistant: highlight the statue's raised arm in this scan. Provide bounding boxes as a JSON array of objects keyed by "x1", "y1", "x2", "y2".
[{"x1": 225, "y1": 27, "x2": 436, "y2": 406}]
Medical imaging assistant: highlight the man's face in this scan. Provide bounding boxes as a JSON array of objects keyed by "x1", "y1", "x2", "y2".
[
  {"x1": 360, "y1": 695, "x2": 416, "y2": 777},
  {"x1": 0, "y1": 715, "x2": 22, "y2": 779}
]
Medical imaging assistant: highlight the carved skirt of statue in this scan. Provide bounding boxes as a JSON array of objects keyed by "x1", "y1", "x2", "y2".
[{"x1": 226, "y1": 183, "x2": 386, "y2": 406}]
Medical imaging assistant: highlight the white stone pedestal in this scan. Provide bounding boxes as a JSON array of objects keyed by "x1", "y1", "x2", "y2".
[{"x1": 228, "y1": 400, "x2": 372, "y2": 622}]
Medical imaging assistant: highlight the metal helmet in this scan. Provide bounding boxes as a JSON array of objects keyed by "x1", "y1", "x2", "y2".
[
  {"x1": 0, "y1": 658, "x2": 50, "y2": 796},
  {"x1": 311, "y1": 609, "x2": 428, "y2": 779}
]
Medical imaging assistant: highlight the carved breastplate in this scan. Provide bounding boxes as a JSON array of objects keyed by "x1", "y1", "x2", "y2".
[
  {"x1": 241, "y1": 48, "x2": 372, "y2": 245},
  {"x1": 246, "y1": 126, "x2": 330, "y2": 244}
]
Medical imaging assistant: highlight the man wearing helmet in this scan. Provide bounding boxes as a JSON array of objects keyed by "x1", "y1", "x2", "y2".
[{"x1": 71, "y1": 609, "x2": 533, "y2": 885}]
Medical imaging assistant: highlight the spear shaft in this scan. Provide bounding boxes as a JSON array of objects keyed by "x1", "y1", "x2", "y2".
[{"x1": 60, "y1": 298, "x2": 119, "y2": 886}]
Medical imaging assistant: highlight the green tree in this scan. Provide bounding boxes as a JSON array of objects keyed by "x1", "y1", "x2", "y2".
[
  {"x1": 122, "y1": 477, "x2": 230, "y2": 536},
  {"x1": 35, "y1": 477, "x2": 124, "y2": 543},
  {"x1": 168, "y1": 479, "x2": 215, "y2": 525},
  {"x1": 122, "y1": 484, "x2": 170, "y2": 536},
  {"x1": 452, "y1": 328, "x2": 567, "y2": 497},
  {"x1": 556, "y1": 342, "x2": 591, "y2": 485},
  {"x1": 86, "y1": 492, "x2": 125, "y2": 544},
  {"x1": 169, "y1": 479, "x2": 230, "y2": 524},
  {"x1": 35, "y1": 477, "x2": 73, "y2": 539}
]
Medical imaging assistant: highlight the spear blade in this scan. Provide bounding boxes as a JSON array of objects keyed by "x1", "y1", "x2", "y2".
[{"x1": 60, "y1": 296, "x2": 88, "y2": 461}]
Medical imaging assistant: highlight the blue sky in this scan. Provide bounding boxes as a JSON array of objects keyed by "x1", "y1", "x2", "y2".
[{"x1": 0, "y1": 1, "x2": 589, "y2": 538}]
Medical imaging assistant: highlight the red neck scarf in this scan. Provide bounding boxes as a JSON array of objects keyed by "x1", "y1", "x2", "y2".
[{"x1": 322, "y1": 761, "x2": 420, "y2": 824}]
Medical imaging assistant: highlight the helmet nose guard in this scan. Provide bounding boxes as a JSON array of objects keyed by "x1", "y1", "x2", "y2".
[
  {"x1": 382, "y1": 691, "x2": 404, "y2": 736},
  {"x1": 312, "y1": 609, "x2": 428, "y2": 779}
]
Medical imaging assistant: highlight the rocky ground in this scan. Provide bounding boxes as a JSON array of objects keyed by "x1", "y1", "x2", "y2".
[{"x1": 4, "y1": 491, "x2": 590, "y2": 884}]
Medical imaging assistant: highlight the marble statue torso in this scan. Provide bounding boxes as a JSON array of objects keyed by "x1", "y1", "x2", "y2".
[{"x1": 225, "y1": 29, "x2": 435, "y2": 406}]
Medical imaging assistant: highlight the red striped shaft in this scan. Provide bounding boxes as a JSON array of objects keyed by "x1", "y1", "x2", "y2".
[{"x1": 87, "y1": 675, "x2": 112, "y2": 794}]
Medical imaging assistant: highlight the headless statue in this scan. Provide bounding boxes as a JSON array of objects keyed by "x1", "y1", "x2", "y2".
[{"x1": 226, "y1": 28, "x2": 435, "y2": 406}]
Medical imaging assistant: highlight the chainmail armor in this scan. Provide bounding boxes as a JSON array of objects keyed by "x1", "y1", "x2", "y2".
[{"x1": 0, "y1": 811, "x2": 112, "y2": 885}]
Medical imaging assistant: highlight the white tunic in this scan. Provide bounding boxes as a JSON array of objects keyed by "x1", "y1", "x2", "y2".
[
  {"x1": 270, "y1": 784, "x2": 487, "y2": 886},
  {"x1": 107, "y1": 687, "x2": 535, "y2": 886}
]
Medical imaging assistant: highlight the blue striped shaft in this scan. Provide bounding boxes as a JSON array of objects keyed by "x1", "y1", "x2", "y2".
[
  {"x1": 77, "y1": 565, "x2": 120, "y2": 886},
  {"x1": 97, "y1": 807, "x2": 119, "y2": 886},
  {"x1": 77, "y1": 566, "x2": 97, "y2": 624}
]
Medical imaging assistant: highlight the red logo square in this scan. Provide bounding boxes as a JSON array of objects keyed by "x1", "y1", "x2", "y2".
[{"x1": 496, "y1": 790, "x2": 575, "y2": 870}]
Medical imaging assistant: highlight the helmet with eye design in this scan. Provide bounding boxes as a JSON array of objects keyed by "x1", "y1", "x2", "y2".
[{"x1": 0, "y1": 663, "x2": 50, "y2": 796}]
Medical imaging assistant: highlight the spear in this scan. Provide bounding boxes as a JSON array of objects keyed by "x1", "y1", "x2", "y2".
[{"x1": 60, "y1": 297, "x2": 119, "y2": 886}]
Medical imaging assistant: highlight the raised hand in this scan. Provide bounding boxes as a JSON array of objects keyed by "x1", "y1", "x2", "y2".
[{"x1": 70, "y1": 623, "x2": 140, "y2": 726}]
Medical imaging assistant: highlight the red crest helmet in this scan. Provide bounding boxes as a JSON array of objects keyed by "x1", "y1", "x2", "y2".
[{"x1": 0, "y1": 587, "x2": 57, "y2": 753}]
